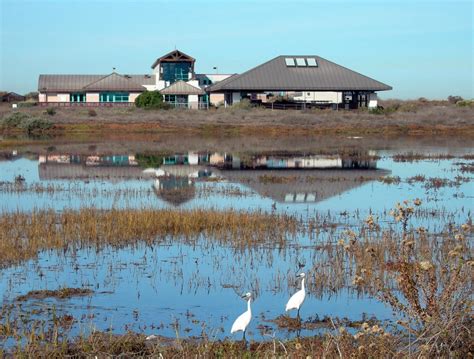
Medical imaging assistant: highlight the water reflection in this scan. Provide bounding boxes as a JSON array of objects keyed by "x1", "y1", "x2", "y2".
[
  {"x1": 34, "y1": 151, "x2": 385, "y2": 205},
  {"x1": 0, "y1": 144, "x2": 472, "y2": 342}
]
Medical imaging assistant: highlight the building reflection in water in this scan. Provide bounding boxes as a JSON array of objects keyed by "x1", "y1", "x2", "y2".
[{"x1": 37, "y1": 151, "x2": 388, "y2": 205}]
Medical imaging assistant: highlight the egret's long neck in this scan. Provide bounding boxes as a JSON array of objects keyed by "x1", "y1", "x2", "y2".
[
  {"x1": 300, "y1": 278, "x2": 305, "y2": 292},
  {"x1": 247, "y1": 298, "x2": 252, "y2": 314}
]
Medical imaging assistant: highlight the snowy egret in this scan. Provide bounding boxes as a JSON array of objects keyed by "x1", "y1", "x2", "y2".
[
  {"x1": 285, "y1": 273, "x2": 306, "y2": 318},
  {"x1": 230, "y1": 292, "x2": 252, "y2": 341}
]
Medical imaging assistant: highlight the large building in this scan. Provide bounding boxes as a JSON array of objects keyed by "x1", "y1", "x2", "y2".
[{"x1": 38, "y1": 50, "x2": 391, "y2": 109}]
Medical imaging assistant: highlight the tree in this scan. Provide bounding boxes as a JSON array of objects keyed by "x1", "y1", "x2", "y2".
[{"x1": 135, "y1": 91, "x2": 170, "y2": 109}]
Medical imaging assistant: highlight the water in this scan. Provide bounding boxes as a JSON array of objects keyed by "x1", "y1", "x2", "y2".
[{"x1": 0, "y1": 137, "x2": 472, "y2": 341}]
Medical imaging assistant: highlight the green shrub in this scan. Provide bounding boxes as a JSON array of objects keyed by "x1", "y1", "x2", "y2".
[
  {"x1": 135, "y1": 91, "x2": 170, "y2": 109},
  {"x1": 18, "y1": 102, "x2": 37, "y2": 108},
  {"x1": 230, "y1": 98, "x2": 253, "y2": 110},
  {"x1": 369, "y1": 105, "x2": 399, "y2": 115},
  {"x1": 456, "y1": 99, "x2": 474, "y2": 107},
  {"x1": 44, "y1": 108, "x2": 56, "y2": 116},
  {"x1": 18, "y1": 117, "x2": 53, "y2": 133},
  {"x1": 0, "y1": 112, "x2": 29, "y2": 128}
]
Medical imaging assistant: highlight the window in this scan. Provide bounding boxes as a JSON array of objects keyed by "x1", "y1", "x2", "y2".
[
  {"x1": 306, "y1": 58, "x2": 318, "y2": 67},
  {"x1": 295, "y1": 58, "x2": 306, "y2": 66},
  {"x1": 71, "y1": 93, "x2": 85, "y2": 102},
  {"x1": 161, "y1": 62, "x2": 192, "y2": 83},
  {"x1": 285, "y1": 58, "x2": 295, "y2": 67},
  {"x1": 164, "y1": 95, "x2": 176, "y2": 103},
  {"x1": 99, "y1": 93, "x2": 129, "y2": 102}
]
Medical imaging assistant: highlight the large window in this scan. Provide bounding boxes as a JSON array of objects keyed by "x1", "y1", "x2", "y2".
[
  {"x1": 71, "y1": 93, "x2": 85, "y2": 102},
  {"x1": 161, "y1": 62, "x2": 192, "y2": 83},
  {"x1": 99, "y1": 93, "x2": 129, "y2": 102}
]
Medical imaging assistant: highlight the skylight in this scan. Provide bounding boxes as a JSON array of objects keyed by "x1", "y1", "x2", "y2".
[
  {"x1": 306, "y1": 58, "x2": 318, "y2": 67},
  {"x1": 285, "y1": 58, "x2": 295, "y2": 66},
  {"x1": 295, "y1": 58, "x2": 306, "y2": 66}
]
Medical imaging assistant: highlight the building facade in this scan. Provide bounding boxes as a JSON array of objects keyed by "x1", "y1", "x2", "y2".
[{"x1": 38, "y1": 50, "x2": 391, "y2": 108}]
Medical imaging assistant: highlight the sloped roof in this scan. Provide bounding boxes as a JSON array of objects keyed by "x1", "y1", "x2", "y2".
[
  {"x1": 215, "y1": 168, "x2": 390, "y2": 203},
  {"x1": 82, "y1": 73, "x2": 146, "y2": 92},
  {"x1": 209, "y1": 56, "x2": 392, "y2": 92},
  {"x1": 151, "y1": 49, "x2": 195, "y2": 69},
  {"x1": 160, "y1": 81, "x2": 205, "y2": 95},
  {"x1": 38, "y1": 74, "x2": 154, "y2": 92}
]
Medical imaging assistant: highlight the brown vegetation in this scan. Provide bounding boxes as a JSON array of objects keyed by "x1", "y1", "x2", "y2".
[
  {"x1": 0, "y1": 202, "x2": 472, "y2": 357},
  {"x1": 15, "y1": 288, "x2": 94, "y2": 301},
  {"x1": 0, "y1": 208, "x2": 299, "y2": 268},
  {"x1": 1, "y1": 99, "x2": 473, "y2": 136}
]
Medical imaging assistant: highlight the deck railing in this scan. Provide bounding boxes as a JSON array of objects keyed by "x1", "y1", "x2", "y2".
[
  {"x1": 166, "y1": 101, "x2": 210, "y2": 110},
  {"x1": 38, "y1": 102, "x2": 134, "y2": 107}
]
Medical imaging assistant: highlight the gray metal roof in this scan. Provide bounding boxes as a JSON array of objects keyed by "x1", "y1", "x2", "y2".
[
  {"x1": 216, "y1": 168, "x2": 390, "y2": 203},
  {"x1": 160, "y1": 81, "x2": 205, "y2": 95},
  {"x1": 83, "y1": 73, "x2": 146, "y2": 92},
  {"x1": 208, "y1": 56, "x2": 392, "y2": 92},
  {"x1": 38, "y1": 73, "x2": 154, "y2": 92}
]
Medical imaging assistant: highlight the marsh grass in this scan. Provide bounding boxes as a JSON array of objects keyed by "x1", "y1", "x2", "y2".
[
  {"x1": 15, "y1": 288, "x2": 94, "y2": 302},
  {"x1": 0, "y1": 208, "x2": 299, "y2": 267},
  {"x1": 0, "y1": 201, "x2": 472, "y2": 357}
]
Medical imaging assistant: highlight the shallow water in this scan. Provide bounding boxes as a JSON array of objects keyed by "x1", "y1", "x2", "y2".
[{"x1": 0, "y1": 139, "x2": 472, "y2": 341}]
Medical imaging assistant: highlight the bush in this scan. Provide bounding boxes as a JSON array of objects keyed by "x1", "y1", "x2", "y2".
[
  {"x1": 0, "y1": 113, "x2": 53, "y2": 133},
  {"x1": 456, "y1": 99, "x2": 474, "y2": 107},
  {"x1": 0, "y1": 112, "x2": 29, "y2": 128},
  {"x1": 135, "y1": 91, "x2": 170, "y2": 109},
  {"x1": 230, "y1": 98, "x2": 253, "y2": 110},
  {"x1": 88, "y1": 109, "x2": 97, "y2": 117},
  {"x1": 18, "y1": 117, "x2": 53, "y2": 134},
  {"x1": 447, "y1": 95, "x2": 463, "y2": 104},
  {"x1": 44, "y1": 108, "x2": 56, "y2": 116}
]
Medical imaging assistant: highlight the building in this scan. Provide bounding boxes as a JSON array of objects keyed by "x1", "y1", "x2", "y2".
[
  {"x1": 208, "y1": 55, "x2": 392, "y2": 109},
  {"x1": 38, "y1": 49, "x2": 233, "y2": 108},
  {"x1": 37, "y1": 50, "x2": 391, "y2": 109},
  {"x1": 1, "y1": 92, "x2": 26, "y2": 103}
]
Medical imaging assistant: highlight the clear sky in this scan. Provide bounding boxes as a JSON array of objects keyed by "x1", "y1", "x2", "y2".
[{"x1": 1, "y1": 0, "x2": 472, "y2": 99}]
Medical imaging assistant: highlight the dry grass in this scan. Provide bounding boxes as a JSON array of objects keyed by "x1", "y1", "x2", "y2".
[
  {"x1": 0, "y1": 208, "x2": 299, "y2": 268},
  {"x1": 15, "y1": 288, "x2": 94, "y2": 302},
  {"x1": 0, "y1": 201, "x2": 472, "y2": 357},
  {"x1": 1, "y1": 100, "x2": 473, "y2": 136}
]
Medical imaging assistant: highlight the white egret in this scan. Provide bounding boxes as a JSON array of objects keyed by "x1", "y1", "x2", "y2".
[
  {"x1": 230, "y1": 292, "x2": 252, "y2": 341},
  {"x1": 285, "y1": 273, "x2": 306, "y2": 318}
]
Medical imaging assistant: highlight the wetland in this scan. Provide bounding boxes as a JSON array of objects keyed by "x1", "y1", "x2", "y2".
[{"x1": 0, "y1": 133, "x2": 472, "y2": 357}]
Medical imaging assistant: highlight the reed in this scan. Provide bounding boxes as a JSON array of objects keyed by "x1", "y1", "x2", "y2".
[{"x1": 0, "y1": 208, "x2": 299, "y2": 268}]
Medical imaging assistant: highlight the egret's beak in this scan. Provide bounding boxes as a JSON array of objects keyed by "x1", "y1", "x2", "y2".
[{"x1": 241, "y1": 294, "x2": 247, "y2": 298}]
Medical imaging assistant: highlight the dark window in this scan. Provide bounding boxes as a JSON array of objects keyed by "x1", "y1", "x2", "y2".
[{"x1": 161, "y1": 62, "x2": 192, "y2": 83}]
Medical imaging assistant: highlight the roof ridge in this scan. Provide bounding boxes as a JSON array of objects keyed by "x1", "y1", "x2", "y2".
[{"x1": 82, "y1": 72, "x2": 144, "y2": 90}]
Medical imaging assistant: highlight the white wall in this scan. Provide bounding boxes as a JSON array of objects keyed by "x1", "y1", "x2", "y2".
[
  {"x1": 368, "y1": 93, "x2": 378, "y2": 108},
  {"x1": 232, "y1": 92, "x2": 241, "y2": 104},
  {"x1": 292, "y1": 91, "x2": 342, "y2": 103}
]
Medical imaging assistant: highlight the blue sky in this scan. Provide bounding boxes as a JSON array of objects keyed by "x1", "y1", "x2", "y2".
[{"x1": 1, "y1": 0, "x2": 472, "y2": 99}]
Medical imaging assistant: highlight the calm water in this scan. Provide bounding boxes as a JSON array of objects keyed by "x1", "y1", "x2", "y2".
[{"x1": 0, "y1": 140, "x2": 472, "y2": 341}]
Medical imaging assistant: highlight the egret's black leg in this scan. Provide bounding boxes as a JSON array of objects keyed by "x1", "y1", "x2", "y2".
[
  {"x1": 297, "y1": 308, "x2": 301, "y2": 320},
  {"x1": 243, "y1": 330, "x2": 246, "y2": 342}
]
